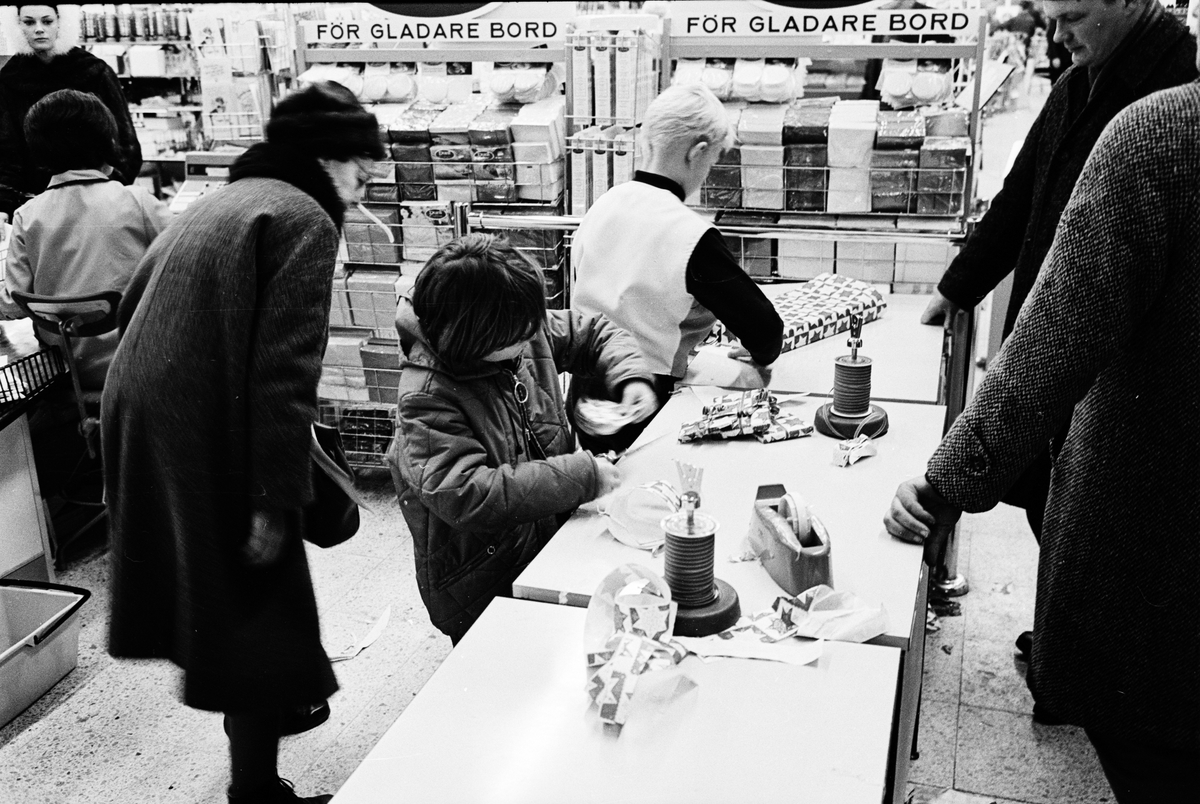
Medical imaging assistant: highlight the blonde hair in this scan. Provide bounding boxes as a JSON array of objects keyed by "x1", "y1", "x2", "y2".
[{"x1": 639, "y1": 83, "x2": 732, "y2": 161}]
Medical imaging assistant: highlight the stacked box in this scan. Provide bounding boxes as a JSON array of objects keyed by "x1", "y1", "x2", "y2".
[
  {"x1": 400, "y1": 200, "x2": 455, "y2": 263},
  {"x1": 740, "y1": 144, "x2": 784, "y2": 210},
  {"x1": 835, "y1": 241, "x2": 895, "y2": 283},
  {"x1": 320, "y1": 335, "x2": 370, "y2": 402},
  {"x1": 916, "y1": 137, "x2": 971, "y2": 215},
  {"x1": 870, "y1": 150, "x2": 919, "y2": 213},
  {"x1": 328, "y1": 264, "x2": 352, "y2": 328},
  {"x1": 777, "y1": 238, "x2": 834, "y2": 280},
  {"x1": 470, "y1": 106, "x2": 519, "y2": 202},
  {"x1": 360, "y1": 338, "x2": 402, "y2": 404},
  {"x1": 784, "y1": 144, "x2": 827, "y2": 212},
  {"x1": 895, "y1": 241, "x2": 956, "y2": 284},
  {"x1": 827, "y1": 101, "x2": 878, "y2": 168},
  {"x1": 875, "y1": 110, "x2": 926, "y2": 150},
  {"x1": 709, "y1": 272, "x2": 886, "y2": 354},
  {"x1": 782, "y1": 102, "x2": 833, "y2": 145},
  {"x1": 346, "y1": 268, "x2": 401, "y2": 331},
  {"x1": 827, "y1": 166, "x2": 870, "y2": 213},
  {"x1": 725, "y1": 235, "x2": 774, "y2": 277},
  {"x1": 703, "y1": 145, "x2": 742, "y2": 209},
  {"x1": 737, "y1": 104, "x2": 787, "y2": 145}
]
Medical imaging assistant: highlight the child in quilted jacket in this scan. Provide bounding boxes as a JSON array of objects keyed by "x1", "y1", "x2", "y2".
[{"x1": 388, "y1": 233, "x2": 658, "y2": 643}]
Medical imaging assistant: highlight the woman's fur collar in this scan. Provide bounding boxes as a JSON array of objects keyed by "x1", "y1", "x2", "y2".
[
  {"x1": 2, "y1": 4, "x2": 82, "y2": 57},
  {"x1": 230, "y1": 142, "x2": 346, "y2": 230}
]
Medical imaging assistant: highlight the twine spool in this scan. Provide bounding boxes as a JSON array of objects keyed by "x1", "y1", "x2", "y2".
[
  {"x1": 662, "y1": 512, "x2": 719, "y2": 608},
  {"x1": 832, "y1": 356, "x2": 873, "y2": 418}
]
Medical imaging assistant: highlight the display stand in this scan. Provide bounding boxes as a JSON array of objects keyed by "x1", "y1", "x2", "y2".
[{"x1": 296, "y1": 8, "x2": 572, "y2": 469}]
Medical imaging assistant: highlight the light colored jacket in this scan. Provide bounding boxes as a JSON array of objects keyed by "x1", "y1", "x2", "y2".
[{"x1": 1, "y1": 168, "x2": 170, "y2": 388}]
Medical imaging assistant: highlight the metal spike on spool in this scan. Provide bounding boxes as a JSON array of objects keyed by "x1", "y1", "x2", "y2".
[
  {"x1": 814, "y1": 313, "x2": 890, "y2": 440},
  {"x1": 662, "y1": 461, "x2": 741, "y2": 637}
]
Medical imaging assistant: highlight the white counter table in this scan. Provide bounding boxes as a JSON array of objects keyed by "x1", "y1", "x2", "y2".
[{"x1": 332, "y1": 597, "x2": 902, "y2": 804}]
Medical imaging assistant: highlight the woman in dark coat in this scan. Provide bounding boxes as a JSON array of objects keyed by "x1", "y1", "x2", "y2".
[
  {"x1": 101, "y1": 83, "x2": 384, "y2": 804},
  {"x1": 884, "y1": 71, "x2": 1200, "y2": 801},
  {"x1": 0, "y1": 4, "x2": 141, "y2": 218}
]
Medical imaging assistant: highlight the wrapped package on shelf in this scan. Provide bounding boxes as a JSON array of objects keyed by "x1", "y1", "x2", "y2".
[
  {"x1": 784, "y1": 144, "x2": 827, "y2": 212},
  {"x1": 744, "y1": 188, "x2": 784, "y2": 211},
  {"x1": 569, "y1": 126, "x2": 600, "y2": 216},
  {"x1": 476, "y1": 181, "x2": 518, "y2": 203},
  {"x1": 836, "y1": 241, "x2": 895, "y2": 283},
  {"x1": 570, "y1": 34, "x2": 592, "y2": 127},
  {"x1": 916, "y1": 136, "x2": 971, "y2": 215},
  {"x1": 701, "y1": 187, "x2": 742, "y2": 209},
  {"x1": 387, "y1": 102, "x2": 443, "y2": 144},
  {"x1": 430, "y1": 143, "x2": 473, "y2": 180},
  {"x1": 400, "y1": 200, "x2": 455, "y2": 262},
  {"x1": 672, "y1": 57, "x2": 706, "y2": 86},
  {"x1": 870, "y1": 149, "x2": 919, "y2": 213},
  {"x1": 386, "y1": 65, "x2": 418, "y2": 103},
  {"x1": 612, "y1": 129, "x2": 636, "y2": 186},
  {"x1": 702, "y1": 59, "x2": 734, "y2": 101},
  {"x1": 324, "y1": 334, "x2": 367, "y2": 367},
  {"x1": 592, "y1": 33, "x2": 615, "y2": 122},
  {"x1": 365, "y1": 182, "x2": 399, "y2": 204},
  {"x1": 345, "y1": 243, "x2": 373, "y2": 264},
  {"x1": 390, "y1": 143, "x2": 434, "y2": 183},
  {"x1": 740, "y1": 145, "x2": 784, "y2": 192},
  {"x1": 732, "y1": 58, "x2": 766, "y2": 102},
  {"x1": 826, "y1": 166, "x2": 871, "y2": 213},
  {"x1": 760, "y1": 60, "x2": 799, "y2": 104},
  {"x1": 782, "y1": 101, "x2": 833, "y2": 144},
  {"x1": 468, "y1": 106, "x2": 518, "y2": 146},
  {"x1": 436, "y1": 180, "x2": 474, "y2": 203},
  {"x1": 511, "y1": 141, "x2": 556, "y2": 164},
  {"x1": 592, "y1": 125, "x2": 621, "y2": 206},
  {"x1": 827, "y1": 100, "x2": 879, "y2": 168},
  {"x1": 399, "y1": 183, "x2": 437, "y2": 202},
  {"x1": 519, "y1": 177, "x2": 566, "y2": 202},
  {"x1": 511, "y1": 96, "x2": 566, "y2": 155},
  {"x1": 777, "y1": 238, "x2": 834, "y2": 279},
  {"x1": 737, "y1": 103, "x2": 787, "y2": 145},
  {"x1": 430, "y1": 102, "x2": 484, "y2": 146},
  {"x1": 343, "y1": 222, "x2": 372, "y2": 246},
  {"x1": 875, "y1": 110, "x2": 925, "y2": 150},
  {"x1": 924, "y1": 107, "x2": 970, "y2": 138},
  {"x1": 708, "y1": 272, "x2": 887, "y2": 353},
  {"x1": 514, "y1": 159, "x2": 564, "y2": 186}
]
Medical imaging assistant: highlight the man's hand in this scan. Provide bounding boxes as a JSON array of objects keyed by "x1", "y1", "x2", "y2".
[
  {"x1": 244, "y1": 508, "x2": 288, "y2": 567},
  {"x1": 885, "y1": 476, "x2": 962, "y2": 564},
  {"x1": 920, "y1": 292, "x2": 960, "y2": 329},
  {"x1": 620, "y1": 380, "x2": 659, "y2": 423}
]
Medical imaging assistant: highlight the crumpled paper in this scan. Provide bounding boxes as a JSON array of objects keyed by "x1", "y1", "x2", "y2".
[
  {"x1": 585, "y1": 565, "x2": 691, "y2": 728},
  {"x1": 679, "y1": 390, "x2": 813, "y2": 445},
  {"x1": 772, "y1": 585, "x2": 890, "y2": 643},
  {"x1": 834, "y1": 434, "x2": 878, "y2": 467},
  {"x1": 676, "y1": 607, "x2": 825, "y2": 665}
]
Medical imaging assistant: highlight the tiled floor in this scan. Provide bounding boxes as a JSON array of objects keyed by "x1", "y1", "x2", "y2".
[{"x1": 1, "y1": 76, "x2": 1115, "y2": 804}]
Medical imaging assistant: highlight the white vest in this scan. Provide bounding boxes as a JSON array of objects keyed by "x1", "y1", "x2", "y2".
[{"x1": 571, "y1": 181, "x2": 715, "y2": 377}]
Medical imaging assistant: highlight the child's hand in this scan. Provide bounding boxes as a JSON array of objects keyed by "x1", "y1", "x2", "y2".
[
  {"x1": 620, "y1": 380, "x2": 659, "y2": 423},
  {"x1": 593, "y1": 454, "x2": 622, "y2": 497}
]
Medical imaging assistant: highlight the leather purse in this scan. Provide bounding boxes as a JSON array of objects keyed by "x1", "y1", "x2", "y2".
[{"x1": 305, "y1": 423, "x2": 365, "y2": 548}]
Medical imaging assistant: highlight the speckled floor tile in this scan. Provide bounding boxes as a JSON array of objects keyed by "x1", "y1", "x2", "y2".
[
  {"x1": 922, "y1": 607, "x2": 965, "y2": 704},
  {"x1": 909, "y1": 698, "x2": 957, "y2": 789},
  {"x1": 964, "y1": 505, "x2": 1039, "y2": 587},
  {"x1": 959, "y1": 638, "x2": 1034, "y2": 716},
  {"x1": 954, "y1": 705, "x2": 1112, "y2": 804},
  {"x1": 909, "y1": 784, "x2": 1034, "y2": 804}
]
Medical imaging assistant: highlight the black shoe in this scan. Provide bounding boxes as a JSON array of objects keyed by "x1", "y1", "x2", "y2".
[
  {"x1": 1032, "y1": 702, "x2": 1066, "y2": 726},
  {"x1": 228, "y1": 777, "x2": 332, "y2": 803},
  {"x1": 281, "y1": 701, "x2": 331, "y2": 736},
  {"x1": 223, "y1": 701, "x2": 331, "y2": 738},
  {"x1": 1015, "y1": 630, "x2": 1033, "y2": 660}
]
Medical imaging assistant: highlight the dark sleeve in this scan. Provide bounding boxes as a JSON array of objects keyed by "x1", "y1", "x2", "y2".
[
  {"x1": 545, "y1": 308, "x2": 655, "y2": 395},
  {"x1": 686, "y1": 228, "x2": 784, "y2": 365},
  {"x1": 86, "y1": 60, "x2": 142, "y2": 185},
  {"x1": 936, "y1": 99, "x2": 1047, "y2": 310},
  {"x1": 926, "y1": 101, "x2": 1177, "y2": 512}
]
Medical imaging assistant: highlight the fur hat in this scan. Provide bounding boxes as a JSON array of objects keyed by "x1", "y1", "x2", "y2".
[
  {"x1": 265, "y1": 82, "x2": 385, "y2": 162},
  {"x1": 2, "y1": 4, "x2": 81, "y2": 57}
]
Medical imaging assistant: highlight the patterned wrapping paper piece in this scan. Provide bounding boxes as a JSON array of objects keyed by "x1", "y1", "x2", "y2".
[
  {"x1": 585, "y1": 569, "x2": 689, "y2": 727},
  {"x1": 726, "y1": 608, "x2": 802, "y2": 643},
  {"x1": 706, "y1": 273, "x2": 886, "y2": 354},
  {"x1": 680, "y1": 392, "x2": 813, "y2": 445},
  {"x1": 770, "y1": 585, "x2": 890, "y2": 643}
]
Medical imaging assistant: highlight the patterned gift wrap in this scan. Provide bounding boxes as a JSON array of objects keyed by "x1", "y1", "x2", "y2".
[
  {"x1": 706, "y1": 272, "x2": 886, "y2": 354},
  {"x1": 680, "y1": 391, "x2": 812, "y2": 445}
]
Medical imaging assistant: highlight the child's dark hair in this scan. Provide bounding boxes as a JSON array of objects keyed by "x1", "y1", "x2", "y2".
[
  {"x1": 24, "y1": 89, "x2": 118, "y2": 174},
  {"x1": 413, "y1": 233, "x2": 547, "y2": 367}
]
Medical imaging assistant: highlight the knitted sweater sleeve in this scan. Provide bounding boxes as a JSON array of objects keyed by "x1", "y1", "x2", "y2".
[{"x1": 927, "y1": 95, "x2": 1181, "y2": 512}]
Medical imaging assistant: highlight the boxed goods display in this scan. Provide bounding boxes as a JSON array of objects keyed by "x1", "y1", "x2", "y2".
[
  {"x1": 400, "y1": 200, "x2": 455, "y2": 262},
  {"x1": 827, "y1": 101, "x2": 879, "y2": 168},
  {"x1": 916, "y1": 137, "x2": 971, "y2": 215},
  {"x1": 359, "y1": 338, "x2": 402, "y2": 405},
  {"x1": 777, "y1": 238, "x2": 834, "y2": 279},
  {"x1": 835, "y1": 241, "x2": 896, "y2": 283},
  {"x1": 782, "y1": 101, "x2": 833, "y2": 145},
  {"x1": 875, "y1": 110, "x2": 926, "y2": 150},
  {"x1": 870, "y1": 149, "x2": 920, "y2": 213},
  {"x1": 708, "y1": 272, "x2": 886, "y2": 354},
  {"x1": 826, "y1": 166, "x2": 870, "y2": 213},
  {"x1": 784, "y1": 144, "x2": 827, "y2": 212},
  {"x1": 737, "y1": 104, "x2": 787, "y2": 145},
  {"x1": 346, "y1": 269, "x2": 401, "y2": 330}
]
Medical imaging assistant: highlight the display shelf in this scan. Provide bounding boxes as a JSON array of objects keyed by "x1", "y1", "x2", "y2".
[
  {"x1": 0, "y1": 349, "x2": 67, "y2": 433},
  {"x1": 318, "y1": 400, "x2": 396, "y2": 471}
]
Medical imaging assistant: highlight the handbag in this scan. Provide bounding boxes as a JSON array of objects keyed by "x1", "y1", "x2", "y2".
[{"x1": 305, "y1": 422, "x2": 366, "y2": 547}]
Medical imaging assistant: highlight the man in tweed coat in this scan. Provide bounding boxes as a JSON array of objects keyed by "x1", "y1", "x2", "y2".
[
  {"x1": 885, "y1": 13, "x2": 1200, "y2": 793},
  {"x1": 923, "y1": 0, "x2": 1197, "y2": 670}
]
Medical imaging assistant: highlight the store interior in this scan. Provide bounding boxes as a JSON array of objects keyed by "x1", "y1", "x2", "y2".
[{"x1": 3, "y1": 1, "x2": 1194, "y2": 802}]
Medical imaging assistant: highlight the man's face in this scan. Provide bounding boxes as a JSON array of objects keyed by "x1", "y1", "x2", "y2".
[{"x1": 1043, "y1": 0, "x2": 1142, "y2": 69}]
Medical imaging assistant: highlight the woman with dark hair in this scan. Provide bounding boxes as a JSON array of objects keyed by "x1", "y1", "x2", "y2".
[
  {"x1": 0, "y1": 4, "x2": 141, "y2": 219},
  {"x1": 0, "y1": 88, "x2": 168, "y2": 390},
  {"x1": 101, "y1": 82, "x2": 385, "y2": 804},
  {"x1": 388, "y1": 233, "x2": 656, "y2": 644}
]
